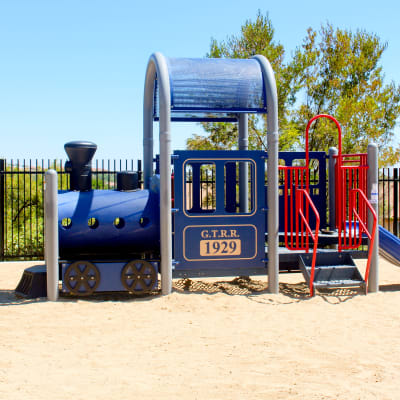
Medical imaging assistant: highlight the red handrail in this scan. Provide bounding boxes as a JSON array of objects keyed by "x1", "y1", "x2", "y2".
[
  {"x1": 349, "y1": 189, "x2": 377, "y2": 292},
  {"x1": 296, "y1": 189, "x2": 320, "y2": 296}
]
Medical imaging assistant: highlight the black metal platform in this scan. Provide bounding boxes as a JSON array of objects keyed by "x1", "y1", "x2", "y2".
[
  {"x1": 276, "y1": 246, "x2": 367, "y2": 272},
  {"x1": 299, "y1": 252, "x2": 366, "y2": 294}
]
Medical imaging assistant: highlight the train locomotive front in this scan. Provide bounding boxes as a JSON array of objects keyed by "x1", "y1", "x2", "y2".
[{"x1": 58, "y1": 141, "x2": 160, "y2": 296}]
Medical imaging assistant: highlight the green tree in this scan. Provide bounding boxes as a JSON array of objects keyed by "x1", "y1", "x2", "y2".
[
  {"x1": 290, "y1": 24, "x2": 400, "y2": 166},
  {"x1": 187, "y1": 13, "x2": 400, "y2": 166},
  {"x1": 186, "y1": 11, "x2": 301, "y2": 151}
]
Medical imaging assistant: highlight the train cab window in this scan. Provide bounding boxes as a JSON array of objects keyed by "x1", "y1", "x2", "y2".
[
  {"x1": 185, "y1": 163, "x2": 216, "y2": 213},
  {"x1": 224, "y1": 161, "x2": 255, "y2": 214}
]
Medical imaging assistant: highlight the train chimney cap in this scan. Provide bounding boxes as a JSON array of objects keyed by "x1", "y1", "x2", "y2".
[{"x1": 64, "y1": 141, "x2": 97, "y2": 165}]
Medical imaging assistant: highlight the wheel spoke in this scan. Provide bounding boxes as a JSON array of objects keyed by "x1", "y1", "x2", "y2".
[
  {"x1": 82, "y1": 279, "x2": 93, "y2": 292},
  {"x1": 138, "y1": 263, "x2": 147, "y2": 274},
  {"x1": 138, "y1": 278, "x2": 149, "y2": 290}
]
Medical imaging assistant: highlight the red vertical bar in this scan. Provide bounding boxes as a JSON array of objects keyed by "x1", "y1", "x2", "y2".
[
  {"x1": 337, "y1": 158, "x2": 343, "y2": 252},
  {"x1": 349, "y1": 167, "x2": 353, "y2": 248},
  {"x1": 296, "y1": 169, "x2": 298, "y2": 247},
  {"x1": 290, "y1": 168, "x2": 294, "y2": 248},
  {"x1": 283, "y1": 168, "x2": 289, "y2": 249}
]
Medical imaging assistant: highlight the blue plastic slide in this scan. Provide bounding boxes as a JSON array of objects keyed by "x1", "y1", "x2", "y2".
[{"x1": 379, "y1": 226, "x2": 400, "y2": 265}]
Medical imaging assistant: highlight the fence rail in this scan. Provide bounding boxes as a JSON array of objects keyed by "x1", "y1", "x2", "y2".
[
  {"x1": 0, "y1": 159, "x2": 398, "y2": 261},
  {"x1": 0, "y1": 159, "x2": 142, "y2": 260},
  {"x1": 379, "y1": 168, "x2": 400, "y2": 237}
]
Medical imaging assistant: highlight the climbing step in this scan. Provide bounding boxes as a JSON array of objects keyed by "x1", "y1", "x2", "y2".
[
  {"x1": 299, "y1": 252, "x2": 366, "y2": 294},
  {"x1": 15, "y1": 264, "x2": 48, "y2": 298}
]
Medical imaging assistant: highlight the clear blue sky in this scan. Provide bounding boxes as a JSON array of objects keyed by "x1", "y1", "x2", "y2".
[{"x1": 0, "y1": 0, "x2": 399, "y2": 162}]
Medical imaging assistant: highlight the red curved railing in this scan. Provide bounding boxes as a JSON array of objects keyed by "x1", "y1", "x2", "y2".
[{"x1": 306, "y1": 114, "x2": 343, "y2": 188}]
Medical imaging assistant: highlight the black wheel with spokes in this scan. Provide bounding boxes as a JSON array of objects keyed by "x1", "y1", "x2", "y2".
[
  {"x1": 121, "y1": 260, "x2": 157, "y2": 294},
  {"x1": 64, "y1": 261, "x2": 100, "y2": 296}
]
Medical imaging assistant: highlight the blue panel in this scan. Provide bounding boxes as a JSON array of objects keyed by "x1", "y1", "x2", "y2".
[
  {"x1": 61, "y1": 261, "x2": 158, "y2": 293},
  {"x1": 173, "y1": 150, "x2": 267, "y2": 271},
  {"x1": 154, "y1": 58, "x2": 266, "y2": 122}
]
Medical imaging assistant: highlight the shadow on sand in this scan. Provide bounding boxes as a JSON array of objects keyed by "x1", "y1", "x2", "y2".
[{"x1": 2, "y1": 275, "x2": 396, "y2": 306}]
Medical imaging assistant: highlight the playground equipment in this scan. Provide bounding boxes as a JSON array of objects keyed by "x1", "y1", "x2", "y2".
[
  {"x1": 280, "y1": 114, "x2": 378, "y2": 295},
  {"x1": 379, "y1": 226, "x2": 400, "y2": 265},
  {"x1": 15, "y1": 53, "x2": 380, "y2": 299}
]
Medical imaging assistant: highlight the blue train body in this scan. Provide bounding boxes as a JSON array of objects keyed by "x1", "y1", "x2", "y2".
[
  {"x1": 58, "y1": 152, "x2": 162, "y2": 296},
  {"x1": 58, "y1": 177, "x2": 160, "y2": 259}
]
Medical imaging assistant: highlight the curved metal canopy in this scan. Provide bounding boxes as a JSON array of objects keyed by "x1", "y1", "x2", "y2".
[{"x1": 153, "y1": 57, "x2": 267, "y2": 122}]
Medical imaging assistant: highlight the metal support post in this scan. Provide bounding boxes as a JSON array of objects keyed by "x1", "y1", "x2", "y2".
[
  {"x1": 144, "y1": 53, "x2": 172, "y2": 295},
  {"x1": 238, "y1": 113, "x2": 249, "y2": 212},
  {"x1": 328, "y1": 147, "x2": 338, "y2": 231},
  {"x1": 44, "y1": 170, "x2": 59, "y2": 301},
  {"x1": 367, "y1": 143, "x2": 379, "y2": 293},
  {"x1": 253, "y1": 55, "x2": 279, "y2": 294},
  {"x1": 267, "y1": 132, "x2": 279, "y2": 293}
]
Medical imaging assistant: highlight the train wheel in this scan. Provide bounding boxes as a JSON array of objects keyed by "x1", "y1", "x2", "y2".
[
  {"x1": 64, "y1": 261, "x2": 100, "y2": 296},
  {"x1": 121, "y1": 260, "x2": 157, "y2": 294}
]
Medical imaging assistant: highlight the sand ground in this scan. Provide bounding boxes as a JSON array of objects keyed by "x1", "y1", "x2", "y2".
[{"x1": 1, "y1": 258, "x2": 400, "y2": 400}]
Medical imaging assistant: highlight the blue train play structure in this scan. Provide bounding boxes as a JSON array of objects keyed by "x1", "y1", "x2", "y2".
[{"x1": 18, "y1": 52, "x2": 399, "y2": 300}]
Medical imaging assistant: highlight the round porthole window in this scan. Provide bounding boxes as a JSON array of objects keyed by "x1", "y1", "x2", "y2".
[
  {"x1": 88, "y1": 217, "x2": 99, "y2": 229},
  {"x1": 61, "y1": 218, "x2": 72, "y2": 229},
  {"x1": 139, "y1": 217, "x2": 150, "y2": 227},
  {"x1": 113, "y1": 217, "x2": 125, "y2": 229}
]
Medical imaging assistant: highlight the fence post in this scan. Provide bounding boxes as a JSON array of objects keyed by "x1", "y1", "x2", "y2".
[
  {"x1": 367, "y1": 143, "x2": 379, "y2": 293},
  {"x1": 0, "y1": 159, "x2": 4, "y2": 261},
  {"x1": 0, "y1": 158, "x2": 6, "y2": 261},
  {"x1": 328, "y1": 147, "x2": 338, "y2": 231},
  {"x1": 45, "y1": 170, "x2": 59, "y2": 301}
]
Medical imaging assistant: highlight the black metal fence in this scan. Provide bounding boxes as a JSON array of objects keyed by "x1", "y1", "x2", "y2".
[
  {"x1": 0, "y1": 159, "x2": 142, "y2": 260},
  {"x1": 0, "y1": 159, "x2": 399, "y2": 260},
  {"x1": 379, "y1": 168, "x2": 400, "y2": 237}
]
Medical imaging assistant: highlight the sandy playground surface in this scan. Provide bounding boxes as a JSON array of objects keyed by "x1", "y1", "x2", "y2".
[{"x1": 1, "y1": 257, "x2": 400, "y2": 400}]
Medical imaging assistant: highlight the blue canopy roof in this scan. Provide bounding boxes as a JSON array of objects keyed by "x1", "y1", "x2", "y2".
[{"x1": 153, "y1": 57, "x2": 267, "y2": 122}]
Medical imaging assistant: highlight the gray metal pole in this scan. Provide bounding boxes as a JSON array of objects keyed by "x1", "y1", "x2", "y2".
[
  {"x1": 367, "y1": 143, "x2": 379, "y2": 293},
  {"x1": 238, "y1": 113, "x2": 248, "y2": 213},
  {"x1": 144, "y1": 53, "x2": 172, "y2": 295},
  {"x1": 328, "y1": 147, "x2": 338, "y2": 231},
  {"x1": 44, "y1": 170, "x2": 59, "y2": 301},
  {"x1": 143, "y1": 59, "x2": 156, "y2": 189},
  {"x1": 253, "y1": 55, "x2": 279, "y2": 294}
]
